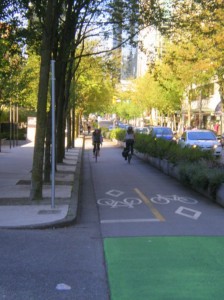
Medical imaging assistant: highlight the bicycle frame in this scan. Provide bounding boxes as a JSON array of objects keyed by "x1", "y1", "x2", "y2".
[
  {"x1": 126, "y1": 143, "x2": 132, "y2": 164},
  {"x1": 127, "y1": 151, "x2": 132, "y2": 163},
  {"x1": 93, "y1": 142, "x2": 100, "y2": 162},
  {"x1": 95, "y1": 148, "x2": 99, "y2": 162}
]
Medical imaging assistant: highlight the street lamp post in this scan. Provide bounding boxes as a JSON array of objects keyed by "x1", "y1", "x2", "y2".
[{"x1": 51, "y1": 60, "x2": 56, "y2": 209}]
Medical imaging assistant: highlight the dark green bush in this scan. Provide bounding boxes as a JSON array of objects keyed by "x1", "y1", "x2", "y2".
[
  {"x1": 110, "y1": 128, "x2": 126, "y2": 141},
  {"x1": 133, "y1": 133, "x2": 224, "y2": 198},
  {"x1": 0, "y1": 127, "x2": 26, "y2": 140},
  {"x1": 101, "y1": 127, "x2": 110, "y2": 139},
  {"x1": 110, "y1": 131, "x2": 224, "y2": 197},
  {"x1": 178, "y1": 162, "x2": 210, "y2": 190},
  {"x1": 178, "y1": 163, "x2": 197, "y2": 186},
  {"x1": 208, "y1": 170, "x2": 224, "y2": 199},
  {"x1": 134, "y1": 134, "x2": 214, "y2": 164},
  {"x1": 178, "y1": 161, "x2": 224, "y2": 199},
  {"x1": 134, "y1": 133, "x2": 155, "y2": 155}
]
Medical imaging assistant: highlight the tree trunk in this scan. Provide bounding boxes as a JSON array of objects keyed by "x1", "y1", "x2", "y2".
[
  {"x1": 72, "y1": 106, "x2": 75, "y2": 148},
  {"x1": 56, "y1": 93, "x2": 66, "y2": 163},
  {"x1": 219, "y1": 78, "x2": 224, "y2": 134},
  {"x1": 55, "y1": 2, "x2": 74, "y2": 163},
  {"x1": 67, "y1": 109, "x2": 73, "y2": 149},
  {"x1": 30, "y1": 0, "x2": 58, "y2": 200},
  {"x1": 44, "y1": 111, "x2": 51, "y2": 183},
  {"x1": 187, "y1": 90, "x2": 191, "y2": 128}
]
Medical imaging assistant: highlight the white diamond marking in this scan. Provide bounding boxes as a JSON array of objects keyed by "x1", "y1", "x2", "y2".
[
  {"x1": 106, "y1": 190, "x2": 124, "y2": 197},
  {"x1": 175, "y1": 206, "x2": 201, "y2": 220}
]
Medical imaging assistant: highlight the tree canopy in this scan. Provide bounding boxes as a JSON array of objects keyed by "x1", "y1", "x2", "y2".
[{"x1": 2, "y1": 0, "x2": 223, "y2": 199}]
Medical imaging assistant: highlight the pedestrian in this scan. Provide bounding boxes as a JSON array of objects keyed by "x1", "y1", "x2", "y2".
[
  {"x1": 214, "y1": 122, "x2": 219, "y2": 134},
  {"x1": 87, "y1": 124, "x2": 91, "y2": 134}
]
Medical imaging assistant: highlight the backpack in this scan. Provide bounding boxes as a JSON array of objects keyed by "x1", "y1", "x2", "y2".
[
  {"x1": 93, "y1": 131, "x2": 101, "y2": 143},
  {"x1": 122, "y1": 147, "x2": 129, "y2": 158}
]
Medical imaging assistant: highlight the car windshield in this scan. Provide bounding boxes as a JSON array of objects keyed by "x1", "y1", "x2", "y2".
[
  {"x1": 188, "y1": 131, "x2": 216, "y2": 141},
  {"x1": 154, "y1": 128, "x2": 172, "y2": 135}
]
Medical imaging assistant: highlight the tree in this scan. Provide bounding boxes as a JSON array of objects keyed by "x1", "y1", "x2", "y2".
[
  {"x1": 29, "y1": 0, "x2": 59, "y2": 200},
  {"x1": 27, "y1": 0, "x2": 111, "y2": 198},
  {"x1": 75, "y1": 51, "x2": 114, "y2": 114},
  {"x1": 166, "y1": 0, "x2": 224, "y2": 126},
  {"x1": 0, "y1": 10, "x2": 37, "y2": 136},
  {"x1": 1, "y1": 0, "x2": 169, "y2": 199},
  {"x1": 18, "y1": 52, "x2": 40, "y2": 110}
]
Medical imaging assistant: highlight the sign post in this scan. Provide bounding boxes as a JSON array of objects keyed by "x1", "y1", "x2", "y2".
[{"x1": 51, "y1": 60, "x2": 56, "y2": 208}]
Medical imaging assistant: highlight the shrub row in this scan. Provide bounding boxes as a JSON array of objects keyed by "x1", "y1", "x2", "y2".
[
  {"x1": 0, "y1": 127, "x2": 26, "y2": 140},
  {"x1": 105, "y1": 128, "x2": 224, "y2": 199}
]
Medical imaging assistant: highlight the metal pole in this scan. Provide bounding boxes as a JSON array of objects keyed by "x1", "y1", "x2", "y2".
[
  {"x1": 51, "y1": 60, "x2": 56, "y2": 208},
  {"x1": 9, "y1": 101, "x2": 12, "y2": 149},
  {"x1": 16, "y1": 104, "x2": 18, "y2": 146},
  {"x1": 13, "y1": 105, "x2": 15, "y2": 147}
]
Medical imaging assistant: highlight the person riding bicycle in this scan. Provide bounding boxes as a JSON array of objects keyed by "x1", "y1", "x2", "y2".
[
  {"x1": 124, "y1": 126, "x2": 135, "y2": 159},
  {"x1": 92, "y1": 128, "x2": 103, "y2": 157}
]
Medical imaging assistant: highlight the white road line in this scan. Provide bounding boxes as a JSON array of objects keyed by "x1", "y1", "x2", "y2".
[{"x1": 101, "y1": 218, "x2": 160, "y2": 224}]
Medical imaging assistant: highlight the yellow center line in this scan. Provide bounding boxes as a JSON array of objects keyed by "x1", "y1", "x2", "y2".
[{"x1": 134, "y1": 188, "x2": 166, "y2": 222}]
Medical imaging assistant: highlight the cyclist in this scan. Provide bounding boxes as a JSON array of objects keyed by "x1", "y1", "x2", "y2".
[
  {"x1": 92, "y1": 128, "x2": 103, "y2": 157},
  {"x1": 124, "y1": 126, "x2": 135, "y2": 159}
]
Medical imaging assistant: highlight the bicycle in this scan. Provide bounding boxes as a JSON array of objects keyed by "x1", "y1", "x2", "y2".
[
  {"x1": 127, "y1": 148, "x2": 132, "y2": 164},
  {"x1": 97, "y1": 197, "x2": 142, "y2": 208},
  {"x1": 124, "y1": 143, "x2": 132, "y2": 164},
  {"x1": 93, "y1": 142, "x2": 101, "y2": 162},
  {"x1": 150, "y1": 194, "x2": 198, "y2": 205}
]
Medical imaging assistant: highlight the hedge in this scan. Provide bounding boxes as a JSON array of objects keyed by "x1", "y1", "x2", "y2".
[{"x1": 107, "y1": 128, "x2": 224, "y2": 199}]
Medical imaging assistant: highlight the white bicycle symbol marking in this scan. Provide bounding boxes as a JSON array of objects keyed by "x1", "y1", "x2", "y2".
[
  {"x1": 97, "y1": 197, "x2": 142, "y2": 208},
  {"x1": 150, "y1": 194, "x2": 198, "y2": 205}
]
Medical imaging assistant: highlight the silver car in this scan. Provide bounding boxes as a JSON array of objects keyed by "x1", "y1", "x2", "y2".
[
  {"x1": 134, "y1": 127, "x2": 150, "y2": 134},
  {"x1": 178, "y1": 129, "x2": 222, "y2": 156}
]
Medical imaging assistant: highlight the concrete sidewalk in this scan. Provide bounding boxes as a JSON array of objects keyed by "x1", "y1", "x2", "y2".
[{"x1": 0, "y1": 137, "x2": 83, "y2": 229}]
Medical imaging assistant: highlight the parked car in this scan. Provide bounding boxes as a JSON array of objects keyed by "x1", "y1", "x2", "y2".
[
  {"x1": 108, "y1": 125, "x2": 115, "y2": 131},
  {"x1": 117, "y1": 123, "x2": 126, "y2": 129},
  {"x1": 117, "y1": 123, "x2": 130, "y2": 130},
  {"x1": 149, "y1": 126, "x2": 174, "y2": 141},
  {"x1": 178, "y1": 129, "x2": 222, "y2": 156},
  {"x1": 134, "y1": 127, "x2": 150, "y2": 135}
]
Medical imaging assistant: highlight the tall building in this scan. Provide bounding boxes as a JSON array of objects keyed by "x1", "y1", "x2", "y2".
[
  {"x1": 121, "y1": 44, "x2": 138, "y2": 79},
  {"x1": 136, "y1": 26, "x2": 163, "y2": 77},
  {"x1": 112, "y1": 0, "x2": 138, "y2": 80}
]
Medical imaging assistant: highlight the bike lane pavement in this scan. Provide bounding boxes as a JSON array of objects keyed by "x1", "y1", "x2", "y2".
[{"x1": 86, "y1": 137, "x2": 224, "y2": 300}]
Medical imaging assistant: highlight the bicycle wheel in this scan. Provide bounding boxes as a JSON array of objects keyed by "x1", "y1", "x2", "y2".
[
  {"x1": 128, "y1": 153, "x2": 132, "y2": 164},
  {"x1": 95, "y1": 149, "x2": 98, "y2": 162},
  {"x1": 178, "y1": 196, "x2": 198, "y2": 204},
  {"x1": 97, "y1": 198, "x2": 115, "y2": 207},
  {"x1": 123, "y1": 198, "x2": 142, "y2": 207},
  {"x1": 150, "y1": 194, "x2": 169, "y2": 204}
]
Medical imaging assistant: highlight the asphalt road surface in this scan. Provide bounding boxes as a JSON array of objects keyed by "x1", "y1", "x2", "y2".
[
  {"x1": 1, "y1": 137, "x2": 224, "y2": 300},
  {"x1": 88, "y1": 137, "x2": 224, "y2": 300},
  {"x1": 88, "y1": 137, "x2": 224, "y2": 237}
]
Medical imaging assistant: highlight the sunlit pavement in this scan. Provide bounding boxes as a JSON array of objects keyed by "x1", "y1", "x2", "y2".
[{"x1": 0, "y1": 137, "x2": 83, "y2": 229}]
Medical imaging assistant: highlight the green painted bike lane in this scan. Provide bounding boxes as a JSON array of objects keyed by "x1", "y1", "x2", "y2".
[{"x1": 104, "y1": 237, "x2": 224, "y2": 300}]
